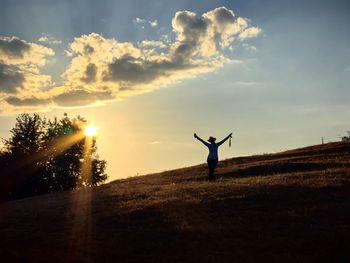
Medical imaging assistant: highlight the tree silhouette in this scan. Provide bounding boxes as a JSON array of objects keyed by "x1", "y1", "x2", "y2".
[
  {"x1": 0, "y1": 113, "x2": 107, "y2": 202},
  {"x1": 1, "y1": 114, "x2": 46, "y2": 199}
]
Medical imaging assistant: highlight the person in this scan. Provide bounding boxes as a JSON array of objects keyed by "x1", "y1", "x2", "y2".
[{"x1": 194, "y1": 132, "x2": 232, "y2": 181}]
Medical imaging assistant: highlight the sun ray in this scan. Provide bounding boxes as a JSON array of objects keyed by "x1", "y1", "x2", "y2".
[
  {"x1": 66, "y1": 135, "x2": 93, "y2": 261},
  {"x1": 4, "y1": 132, "x2": 86, "y2": 177}
]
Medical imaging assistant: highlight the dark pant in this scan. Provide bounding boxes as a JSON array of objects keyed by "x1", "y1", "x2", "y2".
[{"x1": 207, "y1": 158, "x2": 218, "y2": 181}]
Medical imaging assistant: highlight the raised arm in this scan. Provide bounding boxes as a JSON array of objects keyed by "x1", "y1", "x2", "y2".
[
  {"x1": 217, "y1": 133, "x2": 232, "y2": 146},
  {"x1": 194, "y1": 133, "x2": 209, "y2": 146}
]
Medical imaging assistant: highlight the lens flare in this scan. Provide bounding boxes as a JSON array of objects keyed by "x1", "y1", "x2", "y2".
[{"x1": 84, "y1": 125, "x2": 97, "y2": 136}]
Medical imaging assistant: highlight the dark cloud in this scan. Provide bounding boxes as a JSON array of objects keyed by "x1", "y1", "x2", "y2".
[
  {"x1": 173, "y1": 11, "x2": 208, "y2": 43},
  {"x1": 104, "y1": 56, "x2": 164, "y2": 83},
  {"x1": 206, "y1": 6, "x2": 236, "y2": 25},
  {"x1": 53, "y1": 89, "x2": 114, "y2": 107},
  {"x1": 80, "y1": 63, "x2": 97, "y2": 83},
  {"x1": 0, "y1": 36, "x2": 31, "y2": 58},
  {"x1": 4, "y1": 89, "x2": 114, "y2": 108},
  {"x1": 171, "y1": 42, "x2": 197, "y2": 63},
  {"x1": 0, "y1": 63, "x2": 25, "y2": 93},
  {"x1": 83, "y1": 44, "x2": 94, "y2": 55},
  {"x1": 171, "y1": 11, "x2": 208, "y2": 61},
  {"x1": 5, "y1": 96, "x2": 50, "y2": 106},
  {"x1": 103, "y1": 56, "x2": 189, "y2": 84}
]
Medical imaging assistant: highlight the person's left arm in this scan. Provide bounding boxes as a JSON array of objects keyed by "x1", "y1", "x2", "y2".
[{"x1": 217, "y1": 133, "x2": 232, "y2": 146}]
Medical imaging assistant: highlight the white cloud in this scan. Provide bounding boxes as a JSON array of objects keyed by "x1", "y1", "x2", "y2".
[
  {"x1": 38, "y1": 34, "x2": 62, "y2": 45},
  {"x1": 64, "y1": 50, "x2": 73, "y2": 57},
  {"x1": 233, "y1": 81, "x2": 260, "y2": 86},
  {"x1": 239, "y1": 27, "x2": 262, "y2": 40},
  {"x1": 149, "y1": 141, "x2": 162, "y2": 144},
  {"x1": 139, "y1": 40, "x2": 167, "y2": 48},
  {"x1": 134, "y1": 17, "x2": 158, "y2": 28},
  {"x1": 242, "y1": 43, "x2": 257, "y2": 52},
  {"x1": 149, "y1": 20, "x2": 158, "y2": 27},
  {"x1": 133, "y1": 17, "x2": 146, "y2": 24}
]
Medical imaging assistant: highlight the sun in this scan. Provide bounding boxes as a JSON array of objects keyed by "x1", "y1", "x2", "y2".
[{"x1": 84, "y1": 124, "x2": 97, "y2": 137}]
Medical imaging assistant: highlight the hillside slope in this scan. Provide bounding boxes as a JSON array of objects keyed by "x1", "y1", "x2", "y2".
[{"x1": 1, "y1": 142, "x2": 350, "y2": 262}]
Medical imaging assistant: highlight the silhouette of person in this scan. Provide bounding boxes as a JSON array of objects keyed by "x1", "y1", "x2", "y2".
[{"x1": 194, "y1": 133, "x2": 232, "y2": 181}]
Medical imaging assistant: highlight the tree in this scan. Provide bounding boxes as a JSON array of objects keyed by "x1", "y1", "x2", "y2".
[
  {"x1": 42, "y1": 113, "x2": 107, "y2": 191},
  {"x1": 1, "y1": 114, "x2": 46, "y2": 200},
  {"x1": 0, "y1": 113, "x2": 107, "y2": 202}
]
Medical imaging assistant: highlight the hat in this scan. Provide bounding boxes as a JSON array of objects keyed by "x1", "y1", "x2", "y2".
[{"x1": 208, "y1": 136, "x2": 216, "y2": 143}]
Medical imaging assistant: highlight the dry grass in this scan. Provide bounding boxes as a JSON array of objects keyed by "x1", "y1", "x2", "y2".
[{"x1": 1, "y1": 142, "x2": 350, "y2": 262}]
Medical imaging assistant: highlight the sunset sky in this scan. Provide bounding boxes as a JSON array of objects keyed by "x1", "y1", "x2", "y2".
[{"x1": 0, "y1": 0, "x2": 349, "y2": 181}]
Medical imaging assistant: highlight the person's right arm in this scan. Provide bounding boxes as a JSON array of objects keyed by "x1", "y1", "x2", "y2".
[{"x1": 194, "y1": 133, "x2": 209, "y2": 146}]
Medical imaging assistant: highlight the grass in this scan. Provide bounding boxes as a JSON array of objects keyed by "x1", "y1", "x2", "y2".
[{"x1": 0, "y1": 142, "x2": 350, "y2": 262}]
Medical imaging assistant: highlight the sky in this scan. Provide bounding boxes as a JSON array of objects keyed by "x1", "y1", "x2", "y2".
[{"x1": 0, "y1": 0, "x2": 349, "y2": 181}]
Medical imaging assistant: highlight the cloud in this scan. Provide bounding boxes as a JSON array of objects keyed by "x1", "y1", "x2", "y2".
[
  {"x1": 0, "y1": 36, "x2": 54, "y2": 66},
  {"x1": 139, "y1": 40, "x2": 166, "y2": 48},
  {"x1": 80, "y1": 63, "x2": 97, "y2": 83},
  {"x1": 239, "y1": 27, "x2": 262, "y2": 40},
  {"x1": 0, "y1": 36, "x2": 30, "y2": 58},
  {"x1": 5, "y1": 95, "x2": 50, "y2": 106},
  {"x1": 149, "y1": 141, "x2": 162, "y2": 144},
  {"x1": 64, "y1": 50, "x2": 73, "y2": 57},
  {"x1": 149, "y1": 20, "x2": 158, "y2": 27},
  {"x1": 61, "y1": 32, "x2": 142, "y2": 86},
  {"x1": 52, "y1": 89, "x2": 114, "y2": 107},
  {"x1": 38, "y1": 34, "x2": 62, "y2": 45},
  {"x1": 133, "y1": 17, "x2": 158, "y2": 28},
  {"x1": 0, "y1": 64, "x2": 25, "y2": 93},
  {"x1": 1, "y1": 6, "x2": 261, "y2": 114},
  {"x1": 242, "y1": 43, "x2": 257, "y2": 52},
  {"x1": 233, "y1": 81, "x2": 260, "y2": 86},
  {"x1": 0, "y1": 36, "x2": 54, "y2": 109},
  {"x1": 171, "y1": 7, "x2": 251, "y2": 60},
  {"x1": 103, "y1": 56, "x2": 176, "y2": 84},
  {"x1": 4, "y1": 87, "x2": 114, "y2": 109},
  {"x1": 133, "y1": 17, "x2": 146, "y2": 24}
]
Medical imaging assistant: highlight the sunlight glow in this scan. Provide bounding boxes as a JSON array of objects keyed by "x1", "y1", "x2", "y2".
[{"x1": 84, "y1": 125, "x2": 97, "y2": 137}]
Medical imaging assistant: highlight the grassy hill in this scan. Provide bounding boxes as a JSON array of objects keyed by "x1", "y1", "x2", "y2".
[{"x1": 1, "y1": 142, "x2": 350, "y2": 262}]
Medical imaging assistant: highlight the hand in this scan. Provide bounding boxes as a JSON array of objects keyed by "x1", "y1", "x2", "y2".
[
  {"x1": 229, "y1": 133, "x2": 232, "y2": 138},
  {"x1": 194, "y1": 133, "x2": 197, "y2": 139}
]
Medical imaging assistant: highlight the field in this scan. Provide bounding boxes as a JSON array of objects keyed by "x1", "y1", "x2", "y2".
[{"x1": 1, "y1": 142, "x2": 350, "y2": 262}]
